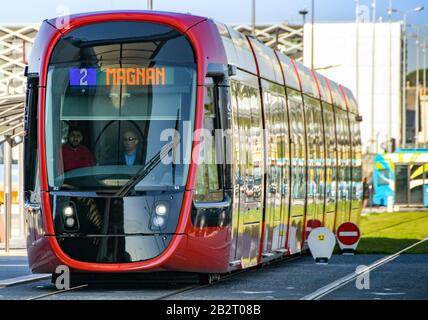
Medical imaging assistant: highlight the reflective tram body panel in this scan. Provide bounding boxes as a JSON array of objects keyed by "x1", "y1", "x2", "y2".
[
  {"x1": 276, "y1": 53, "x2": 306, "y2": 254},
  {"x1": 247, "y1": 38, "x2": 290, "y2": 260},
  {"x1": 293, "y1": 62, "x2": 325, "y2": 243},
  {"x1": 25, "y1": 11, "x2": 362, "y2": 275},
  {"x1": 340, "y1": 85, "x2": 363, "y2": 225},
  {"x1": 327, "y1": 80, "x2": 352, "y2": 231}
]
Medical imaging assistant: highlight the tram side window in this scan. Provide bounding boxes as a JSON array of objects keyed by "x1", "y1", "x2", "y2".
[
  {"x1": 237, "y1": 83, "x2": 252, "y2": 203},
  {"x1": 24, "y1": 77, "x2": 39, "y2": 193},
  {"x1": 248, "y1": 86, "x2": 263, "y2": 201},
  {"x1": 287, "y1": 88, "x2": 306, "y2": 201},
  {"x1": 324, "y1": 106, "x2": 336, "y2": 204},
  {"x1": 334, "y1": 110, "x2": 343, "y2": 199},
  {"x1": 263, "y1": 88, "x2": 288, "y2": 200},
  {"x1": 194, "y1": 85, "x2": 223, "y2": 202},
  {"x1": 314, "y1": 104, "x2": 325, "y2": 200},
  {"x1": 233, "y1": 80, "x2": 263, "y2": 204},
  {"x1": 343, "y1": 112, "x2": 352, "y2": 200},
  {"x1": 352, "y1": 121, "x2": 363, "y2": 201},
  {"x1": 304, "y1": 97, "x2": 317, "y2": 198},
  {"x1": 338, "y1": 110, "x2": 349, "y2": 200}
]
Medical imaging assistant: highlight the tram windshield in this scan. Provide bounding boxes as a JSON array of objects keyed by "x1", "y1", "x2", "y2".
[{"x1": 45, "y1": 21, "x2": 196, "y2": 191}]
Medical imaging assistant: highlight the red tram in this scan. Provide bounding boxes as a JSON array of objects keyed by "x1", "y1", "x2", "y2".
[{"x1": 24, "y1": 11, "x2": 362, "y2": 277}]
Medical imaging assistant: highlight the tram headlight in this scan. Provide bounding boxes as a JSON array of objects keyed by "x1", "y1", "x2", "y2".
[
  {"x1": 65, "y1": 217, "x2": 75, "y2": 228},
  {"x1": 63, "y1": 205, "x2": 74, "y2": 217},
  {"x1": 155, "y1": 203, "x2": 168, "y2": 216},
  {"x1": 150, "y1": 201, "x2": 168, "y2": 230},
  {"x1": 152, "y1": 216, "x2": 165, "y2": 228},
  {"x1": 62, "y1": 201, "x2": 79, "y2": 231}
]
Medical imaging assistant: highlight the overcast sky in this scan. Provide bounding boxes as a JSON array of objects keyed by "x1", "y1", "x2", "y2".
[{"x1": 1, "y1": 0, "x2": 427, "y2": 71}]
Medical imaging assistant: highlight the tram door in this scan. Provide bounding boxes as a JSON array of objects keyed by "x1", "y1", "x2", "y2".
[
  {"x1": 322, "y1": 103, "x2": 337, "y2": 231},
  {"x1": 303, "y1": 96, "x2": 325, "y2": 236},
  {"x1": 286, "y1": 88, "x2": 306, "y2": 254},
  {"x1": 349, "y1": 117, "x2": 362, "y2": 224},
  {"x1": 303, "y1": 98, "x2": 317, "y2": 234},
  {"x1": 261, "y1": 82, "x2": 290, "y2": 255},
  {"x1": 334, "y1": 109, "x2": 350, "y2": 230},
  {"x1": 230, "y1": 78, "x2": 264, "y2": 268}
]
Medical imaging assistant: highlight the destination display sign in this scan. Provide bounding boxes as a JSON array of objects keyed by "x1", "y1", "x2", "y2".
[{"x1": 69, "y1": 67, "x2": 167, "y2": 86}]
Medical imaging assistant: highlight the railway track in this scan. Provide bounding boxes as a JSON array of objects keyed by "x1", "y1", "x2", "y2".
[
  {"x1": 0, "y1": 254, "x2": 301, "y2": 300},
  {"x1": 27, "y1": 284, "x2": 89, "y2": 300},
  {"x1": 301, "y1": 235, "x2": 428, "y2": 300}
]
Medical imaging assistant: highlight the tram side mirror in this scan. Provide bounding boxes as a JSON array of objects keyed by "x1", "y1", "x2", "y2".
[
  {"x1": 356, "y1": 115, "x2": 363, "y2": 122},
  {"x1": 206, "y1": 63, "x2": 227, "y2": 82},
  {"x1": 227, "y1": 64, "x2": 237, "y2": 77},
  {"x1": 193, "y1": 194, "x2": 232, "y2": 210},
  {"x1": 206, "y1": 64, "x2": 237, "y2": 83}
]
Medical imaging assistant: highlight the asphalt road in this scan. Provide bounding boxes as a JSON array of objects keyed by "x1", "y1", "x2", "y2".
[
  {"x1": 0, "y1": 254, "x2": 427, "y2": 300},
  {"x1": 166, "y1": 254, "x2": 384, "y2": 300},
  {"x1": 0, "y1": 256, "x2": 31, "y2": 280},
  {"x1": 322, "y1": 254, "x2": 428, "y2": 300}
]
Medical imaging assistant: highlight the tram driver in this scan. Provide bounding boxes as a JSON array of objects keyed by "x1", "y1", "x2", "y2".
[{"x1": 121, "y1": 129, "x2": 144, "y2": 166}]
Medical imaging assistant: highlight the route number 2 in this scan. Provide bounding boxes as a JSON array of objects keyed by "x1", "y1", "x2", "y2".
[{"x1": 80, "y1": 68, "x2": 88, "y2": 86}]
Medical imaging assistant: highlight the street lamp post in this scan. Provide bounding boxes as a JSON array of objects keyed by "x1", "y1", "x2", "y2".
[
  {"x1": 415, "y1": 32, "x2": 428, "y2": 144},
  {"x1": 402, "y1": 12, "x2": 409, "y2": 146},
  {"x1": 311, "y1": 0, "x2": 314, "y2": 69},
  {"x1": 147, "y1": 0, "x2": 153, "y2": 10},
  {"x1": 423, "y1": 37, "x2": 427, "y2": 97},
  {"x1": 416, "y1": 32, "x2": 420, "y2": 145},
  {"x1": 389, "y1": 6, "x2": 424, "y2": 147},
  {"x1": 355, "y1": 0, "x2": 361, "y2": 112},
  {"x1": 299, "y1": 8, "x2": 308, "y2": 25},
  {"x1": 252, "y1": 0, "x2": 256, "y2": 37},
  {"x1": 370, "y1": 0, "x2": 376, "y2": 153},
  {"x1": 410, "y1": 25, "x2": 428, "y2": 146},
  {"x1": 299, "y1": 8, "x2": 309, "y2": 63},
  {"x1": 388, "y1": 0, "x2": 393, "y2": 150},
  {"x1": 422, "y1": 37, "x2": 428, "y2": 144}
]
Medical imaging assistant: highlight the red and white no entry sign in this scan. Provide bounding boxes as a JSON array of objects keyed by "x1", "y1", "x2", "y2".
[
  {"x1": 305, "y1": 219, "x2": 322, "y2": 240},
  {"x1": 336, "y1": 222, "x2": 361, "y2": 253}
]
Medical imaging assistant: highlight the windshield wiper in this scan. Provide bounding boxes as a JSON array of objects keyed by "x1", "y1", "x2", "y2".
[
  {"x1": 114, "y1": 135, "x2": 180, "y2": 197},
  {"x1": 172, "y1": 108, "x2": 179, "y2": 186}
]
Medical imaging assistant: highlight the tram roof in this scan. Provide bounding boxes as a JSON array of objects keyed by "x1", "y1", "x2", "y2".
[
  {"x1": 34, "y1": 11, "x2": 358, "y2": 114},
  {"x1": 215, "y1": 19, "x2": 357, "y2": 112},
  {"x1": 45, "y1": 10, "x2": 207, "y2": 33}
]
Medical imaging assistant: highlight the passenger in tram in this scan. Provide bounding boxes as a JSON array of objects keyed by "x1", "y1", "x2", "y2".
[{"x1": 62, "y1": 126, "x2": 95, "y2": 172}]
